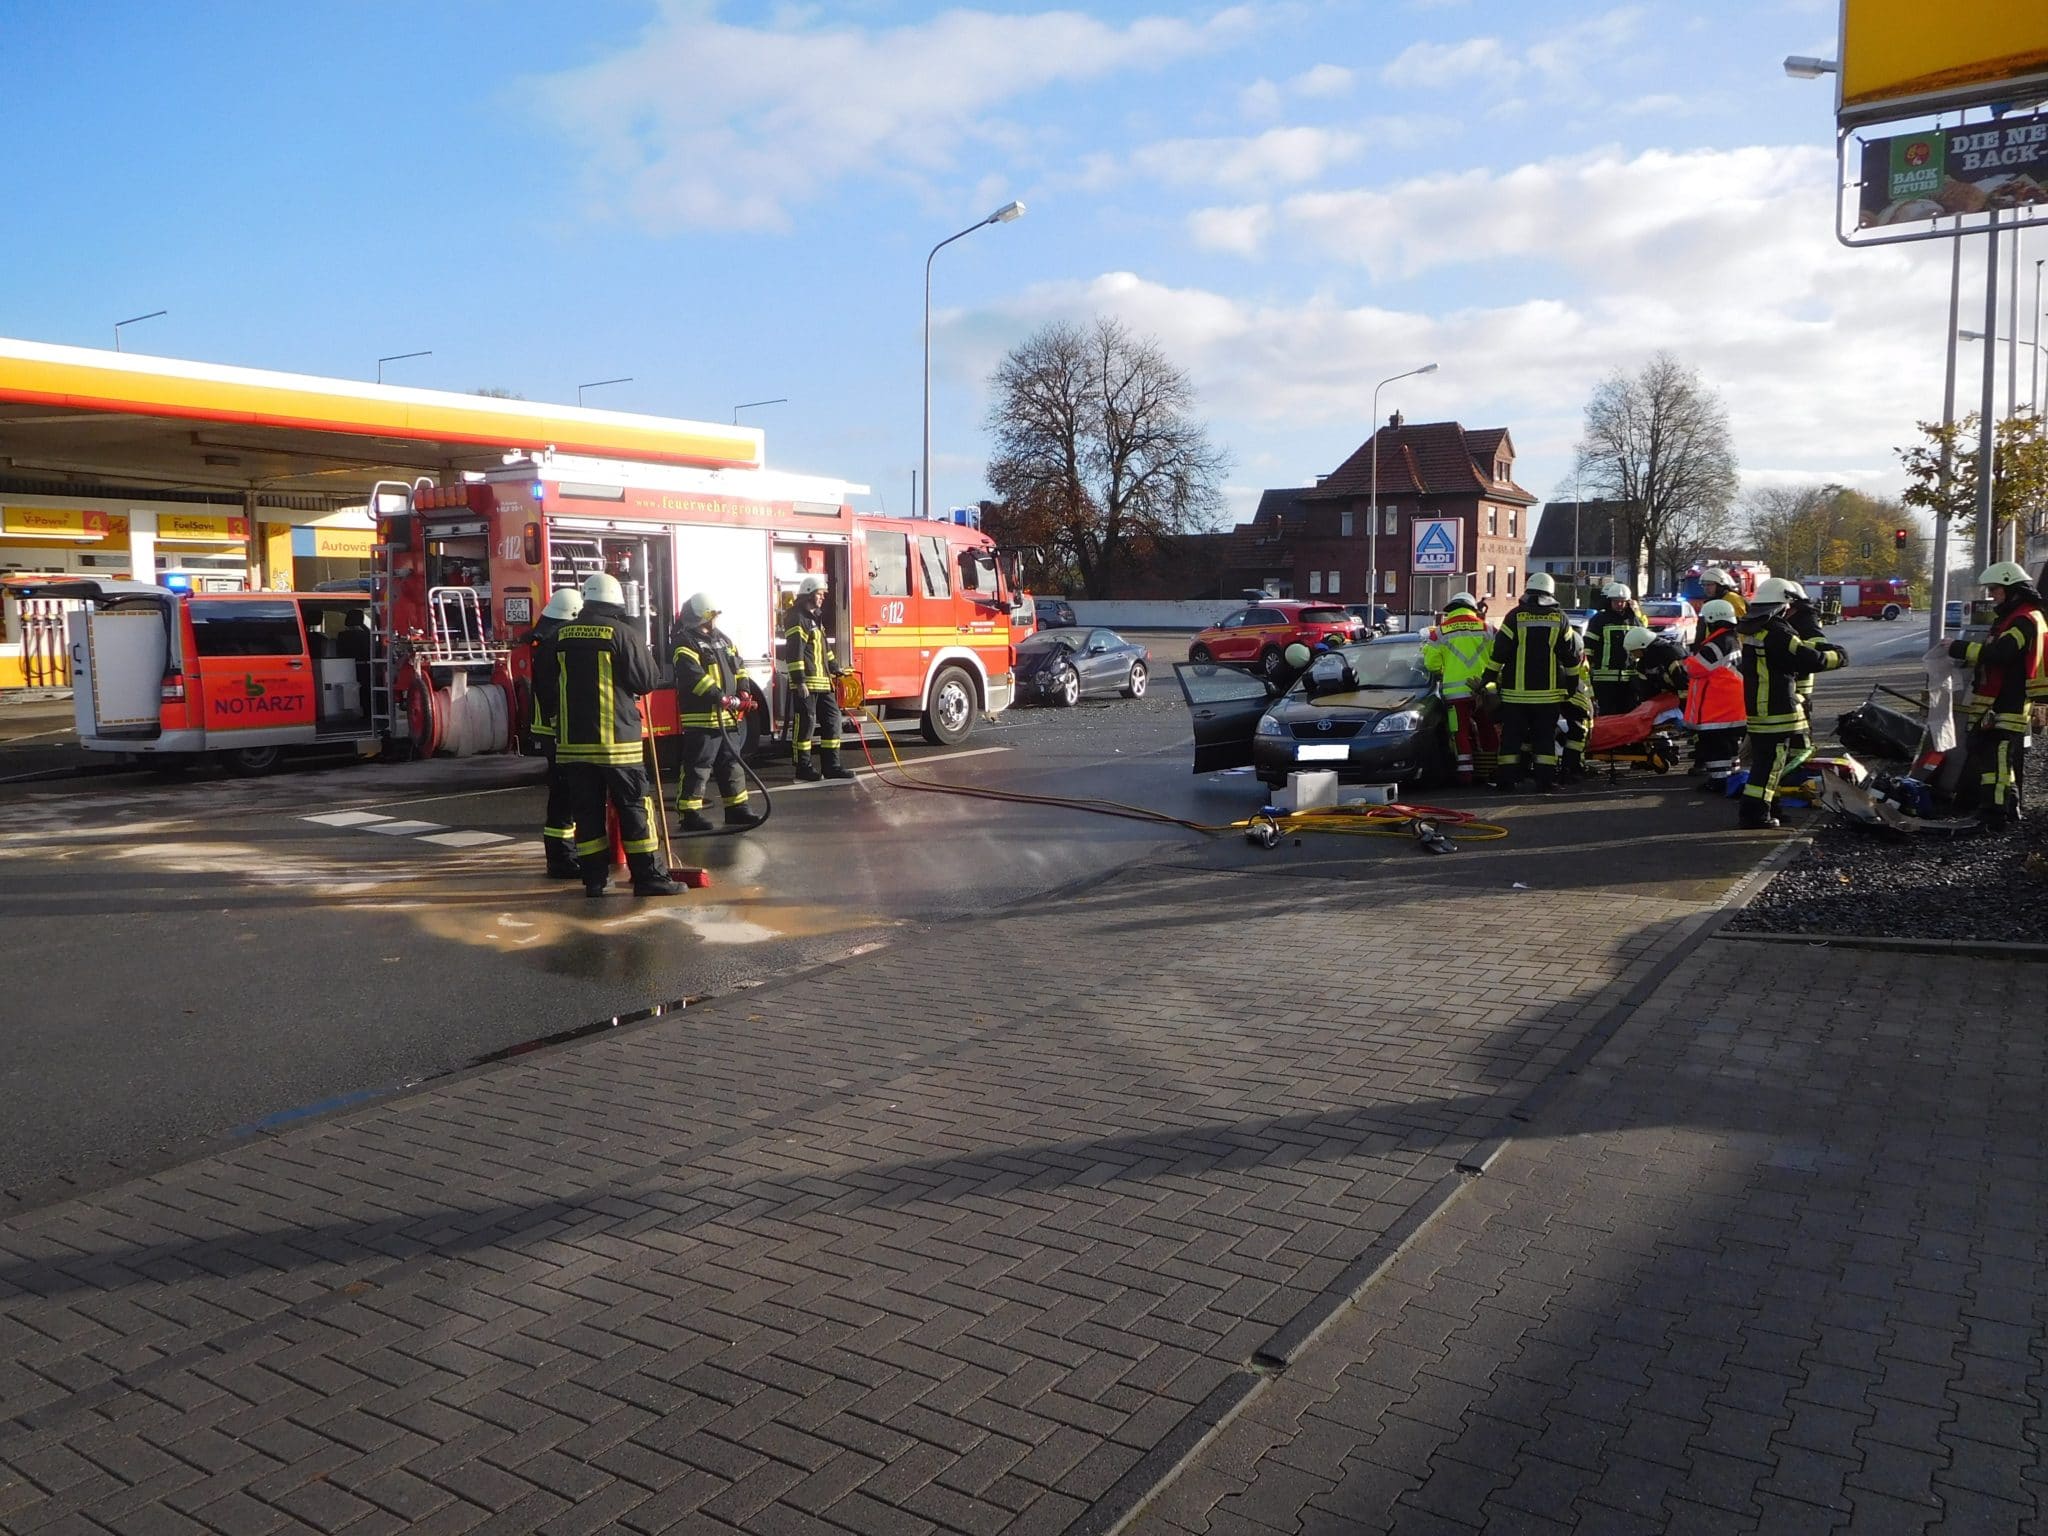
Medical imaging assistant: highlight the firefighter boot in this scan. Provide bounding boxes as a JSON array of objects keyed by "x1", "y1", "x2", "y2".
[
  {"x1": 724, "y1": 802, "x2": 764, "y2": 829},
  {"x1": 819, "y1": 748, "x2": 855, "y2": 781},
  {"x1": 1738, "y1": 797, "x2": 1780, "y2": 830},
  {"x1": 629, "y1": 855, "x2": 683, "y2": 897},
  {"x1": 794, "y1": 752, "x2": 823, "y2": 782},
  {"x1": 580, "y1": 855, "x2": 610, "y2": 899},
  {"x1": 678, "y1": 810, "x2": 716, "y2": 834},
  {"x1": 545, "y1": 841, "x2": 583, "y2": 880}
]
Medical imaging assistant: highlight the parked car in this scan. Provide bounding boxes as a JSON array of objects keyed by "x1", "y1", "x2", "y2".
[
  {"x1": 1187, "y1": 601, "x2": 1362, "y2": 677},
  {"x1": 1033, "y1": 596, "x2": 1078, "y2": 629},
  {"x1": 1641, "y1": 599, "x2": 1697, "y2": 646},
  {"x1": 1015, "y1": 627, "x2": 1149, "y2": 706},
  {"x1": 1176, "y1": 634, "x2": 1446, "y2": 788},
  {"x1": 1345, "y1": 603, "x2": 1396, "y2": 635}
]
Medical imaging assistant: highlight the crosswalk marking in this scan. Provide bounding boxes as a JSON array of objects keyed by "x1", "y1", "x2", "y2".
[
  {"x1": 364, "y1": 819, "x2": 445, "y2": 836},
  {"x1": 303, "y1": 810, "x2": 391, "y2": 827},
  {"x1": 419, "y1": 829, "x2": 514, "y2": 848}
]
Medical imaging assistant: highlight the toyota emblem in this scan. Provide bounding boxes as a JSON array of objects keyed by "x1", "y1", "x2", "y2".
[{"x1": 1316, "y1": 718, "x2": 1333, "y2": 733}]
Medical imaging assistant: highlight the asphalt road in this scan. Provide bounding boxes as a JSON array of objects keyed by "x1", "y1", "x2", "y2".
[{"x1": 0, "y1": 619, "x2": 1927, "y2": 1201}]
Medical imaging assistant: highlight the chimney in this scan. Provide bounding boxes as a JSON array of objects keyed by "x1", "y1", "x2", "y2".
[{"x1": 1388, "y1": 410, "x2": 1404, "y2": 429}]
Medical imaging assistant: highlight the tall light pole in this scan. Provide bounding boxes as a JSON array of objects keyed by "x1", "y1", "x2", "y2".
[
  {"x1": 2033, "y1": 259, "x2": 2043, "y2": 415},
  {"x1": 1930, "y1": 223, "x2": 1964, "y2": 647},
  {"x1": 376, "y1": 350, "x2": 431, "y2": 384},
  {"x1": 578, "y1": 376, "x2": 632, "y2": 406},
  {"x1": 923, "y1": 200, "x2": 1024, "y2": 520},
  {"x1": 732, "y1": 397, "x2": 788, "y2": 424},
  {"x1": 113, "y1": 310, "x2": 166, "y2": 351},
  {"x1": 1367, "y1": 362, "x2": 1438, "y2": 625}
]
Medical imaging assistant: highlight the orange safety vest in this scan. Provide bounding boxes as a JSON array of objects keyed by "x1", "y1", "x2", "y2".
[{"x1": 1681, "y1": 625, "x2": 1745, "y2": 729}]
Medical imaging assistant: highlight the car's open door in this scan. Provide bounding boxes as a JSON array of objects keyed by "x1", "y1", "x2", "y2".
[{"x1": 1175, "y1": 662, "x2": 1274, "y2": 773}]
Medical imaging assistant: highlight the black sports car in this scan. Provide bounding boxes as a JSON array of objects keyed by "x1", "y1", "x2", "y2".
[
  {"x1": 1015, "y1": 627, "x2": 1150, "y2": 706},
  {"x1": 1175, "y1": 634, "x2": 1448, "y2": 787}
]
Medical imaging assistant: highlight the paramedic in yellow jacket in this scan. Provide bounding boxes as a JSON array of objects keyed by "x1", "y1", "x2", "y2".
[{"x1": 1420, "y1": 592, "x2": 1496, "y2": 785}]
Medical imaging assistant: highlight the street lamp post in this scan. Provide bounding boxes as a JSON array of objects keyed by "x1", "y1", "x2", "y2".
[
  {"x1": 1367, "y1": 363, "x2": 1438, "y2": 626},
  {"x1": 578, "y1": 377, "x2": 633, "y2": 406},
  {"x1": 376, "y1": 350, "x2": 432, "y2": 384},
  {"x1": 113, "y1": 310, "x2": 167, "y2": 351},
  {"x1": 2033, "y1": 260, "x2": 2043, "y2": 415},
  {"x1": 1930, "y1": 224, "x2": 1964, "y2": 647},
  {"x1": 732, "y1": 397, "x2": 788, "y2": 424},
  {"x1": 923, "y1": 200, "x2": 1024, "y2": 520}
]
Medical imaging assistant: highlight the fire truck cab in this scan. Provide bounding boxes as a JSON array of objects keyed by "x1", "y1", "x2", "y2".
[{"x1": 377, "y1": 454, "x2": 1021, "y2": 763}]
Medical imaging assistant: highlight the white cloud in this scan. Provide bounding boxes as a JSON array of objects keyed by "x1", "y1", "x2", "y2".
[
  {"x1": 1187, "y1": 204, "x2": 1273, "y2": 256},
  {"x1": 1290, "y1": 64, "x2": 1355, "y2": 98},
  {"x1": 1240, "y1": 77, "x2": 1284, "y2": 119},
  {"x1": 1134, "y1": 127, "x2": 1365, "y2": 190},
  {"x1": 1382, "y1": 36, "x2": 1519, "y2": 89},
  {"x1": 943, "y1": 142, "x2": 1955, "y2": 508},
  {"x1": 533, "y1": 5, "x2": 1257, "y2": 231}
]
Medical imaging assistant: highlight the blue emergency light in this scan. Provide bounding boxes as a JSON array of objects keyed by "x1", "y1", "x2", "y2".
[{"x1": 162, "y1": 573, "x2": 192, "y2": 594}]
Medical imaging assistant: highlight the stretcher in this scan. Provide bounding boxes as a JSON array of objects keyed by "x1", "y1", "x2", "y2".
[{"x1": 1586, "y1": 691, "x2": 1686, "y2": 774}]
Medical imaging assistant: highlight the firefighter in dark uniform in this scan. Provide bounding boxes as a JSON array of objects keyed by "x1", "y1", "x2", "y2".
[
  {"x1": 1483, "y1": 572, "x2": 1582, "y2": 792},
  {"x1": 1584, "y1": 581, "x2": 1646, "y2": 715},
  {"x1": 1781, "y1": 581, "x2": 1830, "y2": 785},
  {"x1": 525, "y1": 587, "x2": 583, "y2": 878},
  {"x1": 1557, "y1": 647, "x2": 1594, "y2": 782},
  {"x1": 672, "y1": 591, "x2": 764, "y2": 833},
  {"x1": 1949, "y1": 560, "x2": 2047, "y2": 831},
  {"x1": 1735, "y1": 577, "x2": 1846, "y2": 829},
  {"x1": 784, "y1": 574, "x2": 853, "y2": 781},
  {"x1": 548, "y1": 572, "x2": 681, "y2": 897}
]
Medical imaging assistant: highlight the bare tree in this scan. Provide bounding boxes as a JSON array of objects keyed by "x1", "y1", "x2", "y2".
[
  {"x1": 983, "y1": 317, "x2": 1228, "y2": 599},
  {"x1": 1574, "y1": 353, "x2": 1739, "y2": 593}
]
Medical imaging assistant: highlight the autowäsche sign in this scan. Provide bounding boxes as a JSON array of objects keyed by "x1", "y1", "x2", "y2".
[{"x1": 1859, "y1": 112, "x2": 2048, "y2": 229}]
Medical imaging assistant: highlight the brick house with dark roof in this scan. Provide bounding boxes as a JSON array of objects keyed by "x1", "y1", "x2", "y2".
[{"x1": 1221, "y1": 415, "x2": 1536, "y2": 618}]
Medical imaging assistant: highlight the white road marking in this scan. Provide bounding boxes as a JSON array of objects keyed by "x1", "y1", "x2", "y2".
[
  {"x1": 418, "y1": 829, "x2": 514, "y2": 847},
  {"x1": 364, "y1": 820, "x2": 445, "y2": 836},
  {"x1": 302, "y1": 811, "x2": 393, "y2": 827}
]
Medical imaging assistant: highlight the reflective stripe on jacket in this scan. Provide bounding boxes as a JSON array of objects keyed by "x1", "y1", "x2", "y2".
[
  {"x1": 1584, "y1": 608, "x2": 1642, "y2": 683},
  {"x1": 784, "y1": 610, "x2": 837, "y2": 694},
  {"x1": 524, "y1": 615, "x2": 567, "y2": 739},
  {"x1": 550, "y1": 603, "x2": 658, "y2": 765},
  {"x1": 1486, "y1": 598, "x2": 1581, "y2": 704},
  {"x1": 673, "y1": 624, "x2": 748, "y2": 730},
  {"x1": 1737, "y1": 612, "x2": 1840, "y2": 734},
  {"x1": 1960, "y1": 598, "x2": 2047, "y2": 734},
  {"x1": 1681, "y1": 623, "x2": 1745, "y2": 728},
  {"x1": 1420, "y1": 612, "x2": 1493, "y2": 697}
]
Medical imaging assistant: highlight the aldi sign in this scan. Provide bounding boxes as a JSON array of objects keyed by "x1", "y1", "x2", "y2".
[{"x1": 1411, "y1": 518, "x2": 1461, "y2": 574}]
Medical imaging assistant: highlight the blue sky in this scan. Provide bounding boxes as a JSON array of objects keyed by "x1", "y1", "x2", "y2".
[{"x1": 1, "y1": 0, "x2": 1983, "y2": 535}]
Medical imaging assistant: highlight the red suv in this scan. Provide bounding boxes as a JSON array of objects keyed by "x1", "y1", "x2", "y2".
[{"x1": 1188, "y1": 602, "x2": 1362, "y2": 677}]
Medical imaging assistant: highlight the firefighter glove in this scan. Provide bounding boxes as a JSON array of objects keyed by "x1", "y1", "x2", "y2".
[{"x1": 1947, "y1": 639, "x2": 1972, "y2": 662}]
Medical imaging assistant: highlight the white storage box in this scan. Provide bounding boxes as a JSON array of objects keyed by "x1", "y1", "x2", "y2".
[
  {"x1": 1338, "y1": 783, "x2": 1397, "y2": 806},
  {"x1": 1274, "y1": 770, "x2": 1338, "y2": 812}
]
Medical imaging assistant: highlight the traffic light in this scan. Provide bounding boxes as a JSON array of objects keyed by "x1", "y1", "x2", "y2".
[{"x1": 1894, "y1": 528, "x2": 1909, "y2": 551}]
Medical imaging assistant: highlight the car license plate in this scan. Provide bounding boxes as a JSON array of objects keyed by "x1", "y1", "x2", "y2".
[{"x1": 1296, "y1": 743, "x2": 1349, "y2": 762}]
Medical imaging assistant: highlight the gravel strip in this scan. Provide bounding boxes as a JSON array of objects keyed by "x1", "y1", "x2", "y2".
[{"x1": 1728, "y1": 745, "x2": 2048, "y2": 944}]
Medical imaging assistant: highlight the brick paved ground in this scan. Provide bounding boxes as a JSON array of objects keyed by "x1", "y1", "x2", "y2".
[
  {"x1": 1133, "y1": 937, "x2": 2048, "y2": 1535},
  {"x1": 0, "y1": 862, "x2": 1724, "y2": 1536}
]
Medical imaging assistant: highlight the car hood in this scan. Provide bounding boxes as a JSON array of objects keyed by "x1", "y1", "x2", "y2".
[
  {"x1": 1268, "y1": 682, "x2": 1434, "y2": 726},
  {"x1": 1015, "y1": 646, "x2": 1075, "y2": 678}
]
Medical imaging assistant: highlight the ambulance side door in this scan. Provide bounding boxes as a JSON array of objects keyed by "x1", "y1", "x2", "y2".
[
  {"x1": 187, "y1": 599, "x2": 316, "y2": 739},
  {"x1": 858, "y1": 529, "x2": 922, "y2": 700}
]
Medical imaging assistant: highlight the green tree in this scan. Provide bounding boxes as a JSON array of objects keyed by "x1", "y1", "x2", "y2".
[
  {"x1": 1742, "y1": 483, "x2": 1925, "y2": 579},
  {"x1": 1897, "y1": 410, "x2": 2048, "y2": 547}
]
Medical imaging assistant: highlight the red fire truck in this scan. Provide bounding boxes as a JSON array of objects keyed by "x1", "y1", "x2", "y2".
[
  {"x1": 377, "y1": 453, "x2": 1025, "y2": 763},
  {"x1": 1805, "y1": 575, "x2": 1912, "y2": 622}
]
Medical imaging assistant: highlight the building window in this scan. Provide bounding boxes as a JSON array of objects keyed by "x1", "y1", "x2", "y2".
[
  {"x1": 1496, "y1": 459, "x2": 1508, "y2": 482},
  {"x1": 1327, "y1": 570, "x2": 1341, "y2": 595},
  {"x1": 1383, "y1": 570, "x2": 1396, "y2": 594},
  {"x1": 1340, "y1": 508, "x2": 1353, "y2": 537},
  {"x1": 1507, "y1": 566, "x2": 1517, "y2": 596},
  {"x1": 1486, "y1": 507, "x2": 1497, "y2": 535},
  {"x1": 1485, "y1": 565, "x2": 1497, "y2": 596},
  {"x1": 1308, "y1": 570, "x2": 1322, "y2": 594},
  {"x1": 1384, "y1": 507, "x2": 1398, "y2": 535},
  {"x1": 1508, "y1": 509, "x2": 1518, "y2": 537}
]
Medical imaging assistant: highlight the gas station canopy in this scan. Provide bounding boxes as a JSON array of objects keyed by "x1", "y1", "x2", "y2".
[{"x1": 0, "y1": 337, "x2": 764, "y2": 497}]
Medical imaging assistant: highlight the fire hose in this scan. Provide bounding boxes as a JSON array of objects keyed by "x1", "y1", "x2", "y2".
[
  {"x1": 843, "y1": 694, "x2": 1509, "y2": 849},
  {"x1": 655, "y1": 690, "x2": 774, "y2": 840}
]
